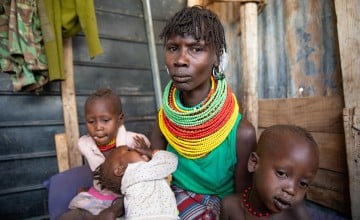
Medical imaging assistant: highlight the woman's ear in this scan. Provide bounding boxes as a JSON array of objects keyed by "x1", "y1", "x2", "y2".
[
  {"x1": 113, "y1": 165, "x2": 126, "y2": 177},
  {"x1": 248, "y1": 152, "x2": 260, "y2": 173}
]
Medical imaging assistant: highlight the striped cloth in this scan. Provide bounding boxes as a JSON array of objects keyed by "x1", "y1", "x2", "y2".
[{"x1": 171, "y1": 185, "x2": 221, "y2": 220}]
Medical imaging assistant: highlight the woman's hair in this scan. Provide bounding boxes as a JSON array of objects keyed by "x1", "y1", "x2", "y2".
[
  {"x1": 85, "y1": 88, "x2": 122, "y2": 115},
  {"x1": 160, "y1": 5, "x2": 226, "y2": 57}
]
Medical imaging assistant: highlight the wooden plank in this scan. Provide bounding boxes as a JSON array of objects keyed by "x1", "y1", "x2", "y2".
[
  {"x1": 258, "y1": 96, "x2": 344, "y2": 133},
  {"x1": 62, "y1": 38, "x2": 82, "y2": 168},
  {"x1": 312, "y1": 132, "x2": 347, "y2": 173},
  {"x1": 343, "y1": 108, "x2": 360, "y2": 218},
  {"x1": 240, "y1": 2, "x2": 259, "y2": 132},
  {"x1": 54, "y1": 133, "x2": 70, "y2": 172},
  {"x1": 312, "y1": 168, "x2": 348, "y2": 195},
  {"x1": 334, "y1": 0, "x2": 360, "y2": 218},
  {"x1": 307, "y1": 185, "x2": 351, "y2": 216}
]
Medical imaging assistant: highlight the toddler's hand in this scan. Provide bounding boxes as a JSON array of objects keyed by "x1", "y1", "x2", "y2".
[{"x1": 133, "y1": 136, "x2": 152, "y2": 159}]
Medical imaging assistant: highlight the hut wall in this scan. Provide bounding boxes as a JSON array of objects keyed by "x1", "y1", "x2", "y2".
[
  {"x1": 207, "y1": 0, "x2": 349, "y2": 217},
  {"x1": 0, "y1": 0, "x2": 186, "y2": 218}
]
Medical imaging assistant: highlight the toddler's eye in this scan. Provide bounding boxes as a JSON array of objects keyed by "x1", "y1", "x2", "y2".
[
  {"x1": 276, "y1": 170, "x2": 287, "y2": 178},
  {"x1": 299, "y1": 181, "x2": 309, "y2": 189}
]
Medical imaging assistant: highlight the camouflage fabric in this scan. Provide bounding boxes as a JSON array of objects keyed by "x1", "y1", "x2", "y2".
[{"x1": 0, "y1": 0, "x2": 48, "y2": 92}]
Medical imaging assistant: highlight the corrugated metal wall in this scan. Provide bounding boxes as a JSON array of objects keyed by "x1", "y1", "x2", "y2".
[
  {"x1": 0, "y1": 0, "x2": 186, "y2": 218},
  {"x1": 257, "y1": 0, "x2": 342, "y2": 99},
  {"x1": 213, "y1": 0, "x2": 342, "y2": 99}
]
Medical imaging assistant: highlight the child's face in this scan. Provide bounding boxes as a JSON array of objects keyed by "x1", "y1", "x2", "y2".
[
  {"x1": 85, "y1": 98, "x2": 122, "y2": 146},
  {"x1": 103, "y1": 146, "x2": 147, "y2": 185},
  {"x1": 250, "y1": 134, "x2": 318, "y2": 214}
]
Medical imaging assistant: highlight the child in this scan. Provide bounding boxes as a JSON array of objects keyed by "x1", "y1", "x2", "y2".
[
  {"x1": 59, "y1": 88, "x2": 150, "y2": 219},
  {"x1": 220, "y1": 124, "x2": 319, "y2": 220},
  {"x1": 94, "y1": 136, "x2": 179, "y2": 219}
]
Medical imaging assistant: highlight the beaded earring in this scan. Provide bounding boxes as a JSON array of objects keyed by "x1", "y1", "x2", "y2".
[{"x1": 165, "y1": 65, "x2": 170, "y2": 75}]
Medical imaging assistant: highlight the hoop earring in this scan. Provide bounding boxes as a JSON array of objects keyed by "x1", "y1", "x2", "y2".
[
  {"x1": 212, "y1": 66, "x2": 225, "y2": 80},
  {"x1": 165, "y1": 66, "x2": 170, "y2": 75}
]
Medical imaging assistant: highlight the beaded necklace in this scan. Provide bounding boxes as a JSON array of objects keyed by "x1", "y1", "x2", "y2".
[
  {"x1": 98, "y1": 139, "x2": 116, "y2": 152},
  {"x1": 242, "y1": 186, "x2": 271, "y2": 218},
  {"x1": 158, "y1": 77, "x2": 239, "y2": 159}
]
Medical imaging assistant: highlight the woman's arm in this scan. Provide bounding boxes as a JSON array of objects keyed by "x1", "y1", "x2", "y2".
[
  {"x1": 234, "y1": 117, "x2": 257, "y2": 193},
  {"x1": 150, "y1": 115, "x2": 168, "y2": 150}
]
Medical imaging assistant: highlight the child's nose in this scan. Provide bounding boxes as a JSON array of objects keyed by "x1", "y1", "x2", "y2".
[{"x1": 283, "y1": 180, "x2": 297, "y2": 196}]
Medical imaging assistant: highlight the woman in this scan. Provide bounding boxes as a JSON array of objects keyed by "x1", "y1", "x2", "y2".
[{"x1": 151, "y1": 5, "x2": 257, "y2": 219}]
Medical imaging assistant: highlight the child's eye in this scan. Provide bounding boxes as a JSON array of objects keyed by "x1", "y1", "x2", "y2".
[
  {"x1": 87, "y1": 120, "x2": 94, "y2": 124},
  {"x1": 299, "y1": 181, "x2": 309, "y2": 189},
  {"x1": 276, "y1": 170, "x2": 287, "y2": 178},
  {"x1": 101, "y1": 118, "x2": 110, "y2": 123}
]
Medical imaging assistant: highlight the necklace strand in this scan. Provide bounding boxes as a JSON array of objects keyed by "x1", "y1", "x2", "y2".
[
  {"x1": 97, "y1": 139, "x2": 116, "y2": 152},
  {"x1": 242, "y1": 186, "x2": 271, "y2": 218},
  {"x1": 159, "y1": 77, "x2": 239, "y2": 159}
]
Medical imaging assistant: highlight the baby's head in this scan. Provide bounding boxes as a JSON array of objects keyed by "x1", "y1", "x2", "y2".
[
  {"x1": 93, "y1": 146, "x2": 147, "y2": 194},
  {"x1": 248, "y1": 124, "x2": 319, "y2": 214},
  {"x1": 85, "y1": 88, "x2": 123, "y2": 147}
]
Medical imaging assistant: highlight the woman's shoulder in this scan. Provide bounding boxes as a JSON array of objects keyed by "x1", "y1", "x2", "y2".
[{"x1": 236, "y1": 116, "x2": 256, "y2": 141}]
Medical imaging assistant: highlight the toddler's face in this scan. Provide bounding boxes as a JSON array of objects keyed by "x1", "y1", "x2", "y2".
[
  {"x1": 85, "y1": 98, "x2": 121, "y2": 146},
  {"x1": 253, "y1": 135, "x2": 318, "y2": 214}
]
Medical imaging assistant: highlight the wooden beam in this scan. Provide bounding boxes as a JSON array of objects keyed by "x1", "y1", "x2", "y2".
[
  {"x1": 334, "y1": 0, "x2": 360, "y2": 218},
  {"x1": 61, "y1": 38, "x2": 82, "y2": 168},
  {"x1": 258, "y1": 96, "x2": 344, "y2": 133},
  {"x1": 54, "y1": 133, "x2": 70, "y2": 172},
  {"x1": 240, "y1": 2, "x2": 259, "y2": 133}
]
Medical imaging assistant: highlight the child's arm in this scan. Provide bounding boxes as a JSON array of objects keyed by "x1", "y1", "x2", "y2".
[{"x1": 133, "y1": 136, "x2": 157, "y2": 160}]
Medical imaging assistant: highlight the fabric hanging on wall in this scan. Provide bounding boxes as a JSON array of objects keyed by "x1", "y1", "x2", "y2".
[
  {"x1": 0, "y1": 0, "x2": 49, "y2": 92},
  {"x1": 39, "y1": 0, "x2": 103, "y2": 82}
]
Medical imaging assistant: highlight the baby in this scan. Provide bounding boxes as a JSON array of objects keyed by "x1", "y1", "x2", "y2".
[
  {"x1": 220, "y1": 124, "x2": 319, "y2": 220},
  {"x1": 95, "y1": 136, "x2": 179, "y2": 220}
]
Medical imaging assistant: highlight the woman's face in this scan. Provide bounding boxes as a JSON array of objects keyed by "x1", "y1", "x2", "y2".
[{"x1": 165, "y1": 34, "x2": 217, "y2": 93}]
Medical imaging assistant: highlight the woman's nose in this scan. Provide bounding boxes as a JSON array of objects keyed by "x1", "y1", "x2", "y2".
[{"x1": 175, "y1": 48, "x2": 188, "y2": 66}]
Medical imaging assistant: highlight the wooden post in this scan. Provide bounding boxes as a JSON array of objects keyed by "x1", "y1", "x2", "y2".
[
  {"x1": 61, "y1": 38, "x2": 82, "y2": 168},
  {"x1": 240, "y1": 2, "x2": 259, "y2": 133},
  {"x1": 334, "y1": 0, "x2": 360, "y2": 219},
  {"x1": 54, "y1": 133, "x2": 70, "y2": 172}
]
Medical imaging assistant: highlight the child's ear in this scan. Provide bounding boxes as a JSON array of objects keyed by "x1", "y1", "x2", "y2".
[
  {"x1": 113, "y1": 165, "x2": 126, "y2": 177},
  {"x1": 118, "y1": 113, "x2": 124, "y2": 124},
  {"x1": 248, "y1": 152, "x2": 259, "y2": 173}
]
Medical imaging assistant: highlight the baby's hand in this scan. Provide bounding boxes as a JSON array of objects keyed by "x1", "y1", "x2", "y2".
[{"x1": 133, "y1": 136, "x2": 152, "y2": 159}]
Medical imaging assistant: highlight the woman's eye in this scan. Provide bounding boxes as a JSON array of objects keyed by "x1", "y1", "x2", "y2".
[
  {"x1": 191, "y1": 47, "x2": 202, "y2": 52},
  {"x1": 167, "y1": 45, "x2": 177, "y2": 52}
]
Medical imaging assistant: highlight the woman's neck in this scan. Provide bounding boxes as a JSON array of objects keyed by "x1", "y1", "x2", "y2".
[{"x1": 180, "y1": 79, "x2": 211, "y2": 107}]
